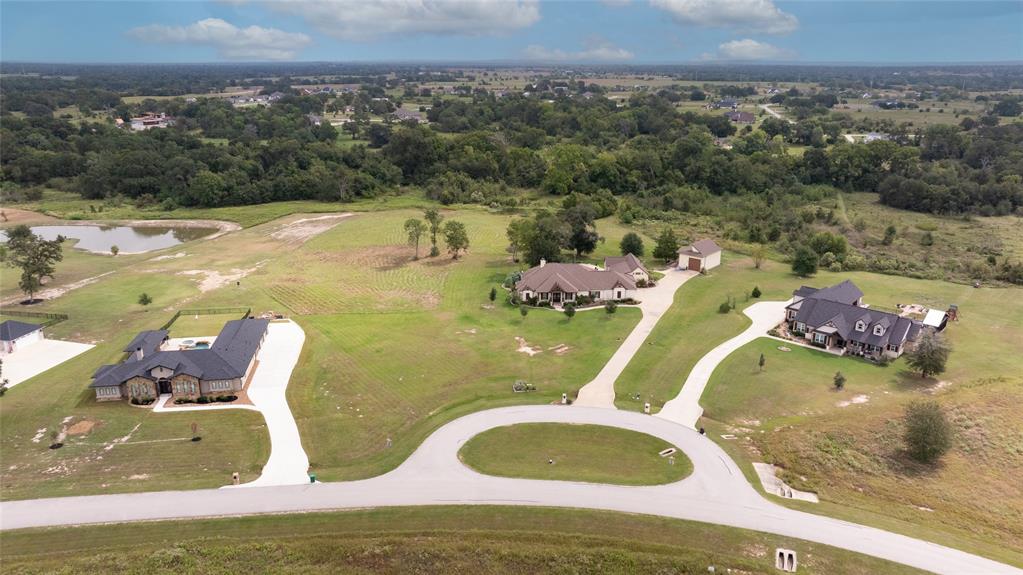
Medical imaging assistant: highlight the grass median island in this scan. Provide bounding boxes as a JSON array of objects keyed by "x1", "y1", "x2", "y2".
[
  {"x1": 459, "y1": 423, "x2": 692, "y2": 485},
  {"x1": 0, "y1": 506, "x2": 927, "y2": 575}
]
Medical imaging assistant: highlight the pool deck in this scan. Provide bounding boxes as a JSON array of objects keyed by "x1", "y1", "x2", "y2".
[{"x1": 162, "y1": 335, "x2": 218, "y2": 351}]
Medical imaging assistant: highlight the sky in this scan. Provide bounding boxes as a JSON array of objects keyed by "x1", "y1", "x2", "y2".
[{"x1": 1, "y1": 1, "x2": 1021, "y2": 64}]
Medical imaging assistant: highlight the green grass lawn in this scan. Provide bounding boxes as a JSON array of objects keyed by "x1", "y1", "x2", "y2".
[
  {"x1": 1, "y1": 205, "x2": 645, "y2": 496},
  {"x1": 615, "y1": 254, "x2": 800, "y2": 412},
  {"x1": 0, "y1": 506, "x2": 926, "y2": 575},
  {"x1": 459, "y1": 423, "x2": 692, "y2": 485},
  {"x1": 612, "y1": 250, "x2": 1023, "y2": 565}
]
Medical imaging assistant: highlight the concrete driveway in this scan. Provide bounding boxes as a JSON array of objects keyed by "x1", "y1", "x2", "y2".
[
  {"x1": 1, "y1": 339, "x2": 93, "y2": 388},
  {"x1": 1, "y1": 405, "x2": 1018, "y2": 575},
  {"x1": 575, "y1": 268, "x2": 698, "y2": 407},
  {"x1": 150, "y1": 320, "x2": 310, "y2": 487},
  {"x1": 656, "y1": 299, "x2": 790, "y2": 427}
]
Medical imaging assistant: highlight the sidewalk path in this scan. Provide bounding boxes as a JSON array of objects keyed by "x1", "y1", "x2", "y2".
[
  {"x1": 656, "y1": 300, "x2": 789, "y2": 428},
  {"x1": 151, "y1": 320, "x2": 310, "y2": 487},
  {"x1": 574, "y1": 268, "x2": 697, "y2": 407},
  {"x1": 1, "y1": 405, "x2": 1018, "y2": 575}
]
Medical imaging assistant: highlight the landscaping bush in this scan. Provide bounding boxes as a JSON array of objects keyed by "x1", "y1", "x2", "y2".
[
  {"x1": 215, "y1": 395, "x2": 238, "y2": 402},
  {"x1": 718, "y1": 301, "x2": 732, "y2": 314},
  {"x1": 174, "y1": 398, "x2": 195, "y2": 405},
  {"x1": 751, "y1": 286, "x2": 762, "y2": 298},
  {"x1": 636, "y1": 279, "x2": 648, "y2": 288},
  {"x1": 196, "y1": 396, "x2": 210, "y2": 404}
]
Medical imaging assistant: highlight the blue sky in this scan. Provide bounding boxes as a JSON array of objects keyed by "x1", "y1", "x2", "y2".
[{"x1": 2, "y1": 1, "x2": 1021, "y2": 64}]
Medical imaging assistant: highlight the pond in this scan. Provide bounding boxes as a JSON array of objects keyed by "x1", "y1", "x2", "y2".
[{"x1": 0, "y1": 225, "x2": 217, "y2": 254}]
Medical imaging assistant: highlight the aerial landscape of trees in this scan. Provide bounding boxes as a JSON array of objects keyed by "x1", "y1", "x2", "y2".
[{"x1": 1, "y1": 64, "x2": 1021, "y2": 284}]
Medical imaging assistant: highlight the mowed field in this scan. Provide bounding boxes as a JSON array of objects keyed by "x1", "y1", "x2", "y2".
[
  {"x1": 612, "y1": 250, "x2": 1023, "y2": 565},
  {"x1": 460, "y1": 423, "x2": 692, "y2": 485},
  {"x1": 0, "y1": 205, "x2": 648, "y2": 497}
]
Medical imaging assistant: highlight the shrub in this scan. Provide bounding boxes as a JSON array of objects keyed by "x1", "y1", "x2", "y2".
[
  {"x1": 833, "y1": 371, "x2": 846, "y2": 390},
  {"x1": 903, "y1": 401, "x2": 952, "y2": 464},
  {"x1": 636, "y1": 279, "x2": 648, "y2": 288},
  {"x1": 751, "y1": 286, "x2": 762, "y2": 298},
  {"x1": 564, "y1": 304, "x2": 576, "y2": 319},
  {"x1": 196, "y1": 396, "x2": 210, "y2": 404},
  {"x1": 215, "y1": 395, "x2": 238, "y2": 402},
  {"x1": 718, "y1": 301, "x2": 732, "y2": 314},
  {"x1": 604, "y1": 301, "x2": 618, "y2": 315}
]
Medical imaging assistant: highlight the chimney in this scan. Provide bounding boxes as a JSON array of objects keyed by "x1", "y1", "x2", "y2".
[
  {"x1": 539, "y1": 258, "x2": 546, "y2": 268},
  {"x1": 136, "y1": 346, "x2": 144, "y2": 360}
]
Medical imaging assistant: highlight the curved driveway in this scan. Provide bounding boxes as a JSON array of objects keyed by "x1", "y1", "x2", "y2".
[
  {"x1": 657, "y1": 299, "x2": 790, "y2": 427},
  {"x1": 1, "y1": 405, "x2": 1018, "y2": 574},
  {"x1": 575, "y1": 268, "x2": 697, "y2": 407}
]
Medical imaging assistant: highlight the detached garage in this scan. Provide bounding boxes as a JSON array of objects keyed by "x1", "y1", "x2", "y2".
[
  {"x1": 677, "y1": 239, "x2": 722, "y2": 272},
  {"x1": 0, "y1": 320, "x2": 44, "y2": 355}
]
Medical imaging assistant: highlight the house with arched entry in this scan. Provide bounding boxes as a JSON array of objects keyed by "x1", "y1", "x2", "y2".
[{"x1": 90, "y1": 318, "x2": 268, "y2": 402}]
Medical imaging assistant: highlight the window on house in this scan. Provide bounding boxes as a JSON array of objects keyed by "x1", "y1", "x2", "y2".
[
  {"x1": 888, "y1": 344, "x2": 899, "y2": 351},
  {"x1": 813, "y1": 333, "x2": 828, "y2": 345},
  {"x1": 795, "y1": 322, "x2": 805, "y2": 332}
]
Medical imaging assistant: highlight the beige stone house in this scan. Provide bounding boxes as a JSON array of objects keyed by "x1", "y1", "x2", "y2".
[
  {"x1": 603, "y1": 253, "x2": 650, "y2": 283},
  {"x1": 515, "y1": 260, "x2": 637, "y2": 306}
]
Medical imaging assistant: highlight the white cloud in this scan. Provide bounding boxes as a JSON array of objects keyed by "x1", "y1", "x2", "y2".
[
  {"x1": 257, "y1": 0, "x2": 541, "y2": 41},
  {"x1": 700, "y1": 38, "x2": 796, "y2": 61},
  {"x1": 524, "y1": 38, "x2": 634, "y2": 62},
  {"x1": 650, "y1": 0, "x2": 798, "y2": 34},
  {"x1": 600, "y1": 0, "x2": 633, "y2": 7},
  {"x1": 128, "y1": 18, "x2": 311, "y2": 60}
]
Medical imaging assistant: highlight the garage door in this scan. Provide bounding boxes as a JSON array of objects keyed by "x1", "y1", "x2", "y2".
[{"x1": 688, "y1": 257, "x2": 702, "y2": 271}]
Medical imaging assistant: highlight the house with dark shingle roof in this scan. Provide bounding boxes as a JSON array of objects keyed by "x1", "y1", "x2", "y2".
[
  {"x1": 603, "y1": 253, "x2": 649, "y2": 283},
  {"x1": 90, "y1": 318, "x2": 269, "y2": 402},
  {"x1": 515, "y1": 260, "x2": 636, "y2": 306},
  {"x1": 786, "y1": 280, "x2": 921, "y2": 359},
  {"x1": 0, "y1": 320, "x2": 44, "y2": 355}
]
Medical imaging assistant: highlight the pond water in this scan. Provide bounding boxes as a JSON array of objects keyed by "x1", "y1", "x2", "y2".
[{"x1": 0, "y1": 225, "x2": 216, "y2": 254}]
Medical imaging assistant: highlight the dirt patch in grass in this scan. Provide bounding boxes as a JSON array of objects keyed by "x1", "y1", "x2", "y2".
[
  {"x1": 271, "y1": 213, "x2": 353, "y2": 244},
  {"x1": 836, "y1": 394, "x2": 870, "y2": 408},
  {"x1": 0, "y1": 208, "x2": 58, "y2": 226},
  {"x1": 0, "y1": 271, "x2": 116, "y2": 306},
  {"x1": 65, "y1": 419, "x2": 99, "y2": 436},
  {"x1": 179, "y1": 264, "x2": 264, "y2": 293},
  {"x1": 515, "y1": 336, "x2": 543, "y2": 356}
]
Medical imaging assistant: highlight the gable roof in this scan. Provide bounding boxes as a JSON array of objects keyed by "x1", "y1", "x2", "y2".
[
  {"x1": 604, "y1": 253, "x2": 648, "y2": 276},
  {"x1": 516, "y1": 262, "x2": 636, "y2": 293},
  {"x1": 787, "y1": 280, "x2": 919, "y2": 347},
  {"x1": 791, "y1": 280, "x2": 863, "y2": 305},
  {"x1": 0, "y1": 320, "x2": 42, "y2": 341},
  {"x1": 91, "y1": 319, "x2": 269, "y2": 388},
  {"x1": 678, "y1": 239, "x2": 722, "y2": 258}
]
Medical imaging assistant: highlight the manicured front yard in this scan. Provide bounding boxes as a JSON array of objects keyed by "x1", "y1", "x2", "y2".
[{"x1": 459, "y1": 423, "x2": 692, "y2": 485}]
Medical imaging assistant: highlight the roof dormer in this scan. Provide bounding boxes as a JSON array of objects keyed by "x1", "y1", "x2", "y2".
[
  {"x1": 873, "y1": 325, "x2": 885, "y2": 336},
  {"x1": 855, "y1": 320, "x2": 867, "y2": 332}
]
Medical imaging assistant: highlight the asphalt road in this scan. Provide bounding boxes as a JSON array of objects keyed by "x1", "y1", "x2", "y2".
[{"x1": 1, "y1": 405, "x2": 1019, "y2": 574}]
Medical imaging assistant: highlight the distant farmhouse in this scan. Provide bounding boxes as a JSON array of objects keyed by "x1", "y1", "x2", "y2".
[
  {"x1": 129, "y1": 113, "x2": 172, "y2": 131},
  {"x1": 712, "y1": 99, "x2": 739, "y2": 110},
  {"x1": 677, "y1": 239, "x2": 722, "y2": 272},
  {"x1": 393, "y1": 109, "x2": 424, "y2": 123},
  {"x1": 785, "y1": 280, "x2": 923, "y2": 359},
  {"x1": 0, "y1": 320, "x2": 44, "y2": 355},
  {"x1": 90, "y1": 318, "x2": 268, "y2": 402},
  {"x1": 515, "y1": 260, "x2": 637, "y2": 306},
  {"x1": 724, "y1": 111, "x2": 755, "y2": 124}
]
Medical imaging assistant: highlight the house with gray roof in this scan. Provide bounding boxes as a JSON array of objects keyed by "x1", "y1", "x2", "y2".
[
  {"x1": 786, "y1": 280, "x2": 921, "y2": 359},
  {"x1": 0, "y1": 320, "x2": 44, "y2": 355},
  {"x1": 515, "y1": 260, "x2": 636, "y2": 306},
  {"x1": 90, "y1": 318, "x2": 269, "y2": 402}
]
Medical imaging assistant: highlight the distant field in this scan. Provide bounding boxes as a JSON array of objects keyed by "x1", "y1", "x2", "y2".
[{"x1": 0, "y1": 506, "x2": 925, "y2": 575}]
